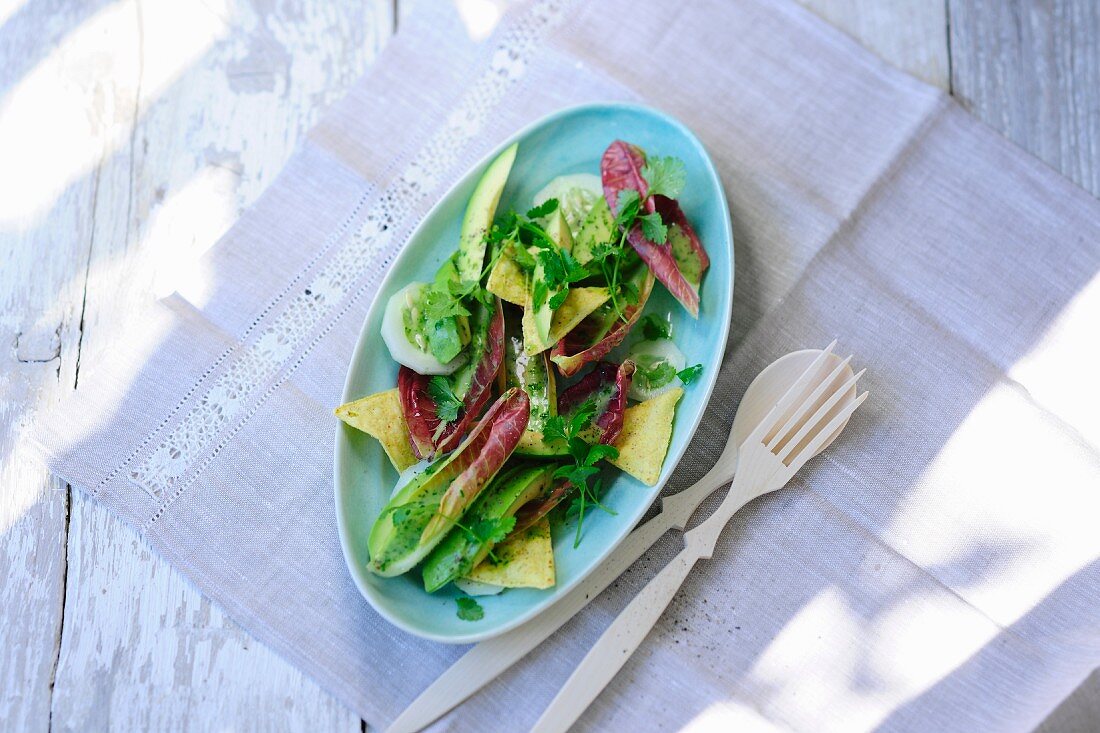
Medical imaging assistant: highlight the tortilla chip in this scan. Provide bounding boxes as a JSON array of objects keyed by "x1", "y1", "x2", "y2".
[
  {"x1": 334, "y1": 389, "x2": 418, "y2": 472},
  {"x1": 609, "y1": 387, "x2": 683, "y2": 485},
  {"x1": 486, "y1": 251, "x2": 527, "y2": 305},
  {"x1": 464, "y1": 516, "x2": 555, "y2": 589},
  {"x1": 522, "y1": 287, "x2": 610, "y2": 355}
]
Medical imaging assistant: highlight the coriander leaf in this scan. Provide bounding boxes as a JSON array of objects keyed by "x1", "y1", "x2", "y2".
[
  {"x1": 455, "y1": 597, "x2": 484, "y2": 621},
  {"x1": 510, "y1": 243, "x2": 537, "y2": 270},
  {"x1": 549, "y1": 288, "x2": 569, "y2": 310},
  {"x1": 421, "y1": 286, "x2": 470, "y2": 323},
  {"x1": 526, "y1": 198, "x2": 559, "y2": 219},
  {"x1": 568, "y1": 398, "x2": 599, "y2": 436},
  {"x1": 561, "y1": 248, "x2": 589, "y2": 284},
  {"x1": 543, "y1": 415, "x2": 567, "y2": 444},
  {"x1": 614, "y1": 189, "x2": 642, "y2": 229},
  {"x1": 638, "y1": 212, "x2": 668, "y2": 244},
  {"x1": 642, "y1": 156, "x2": 687, "y2": 200},
  {"x1": 555, "y1": 463, "x2": 599, "y2": 486},
  {"x1": 677, "y1": 364, "x2": 704, "y2": 385},
  {"x1": 640, "y1": 361, "x2": 677, "y2": 388},
  {"x1": 584, "y1": 443, "x2": 619, "y2": 466},
  {"x1": 639, "y1": 314, "x2": 672, "y2": 340},
  {"x1": 620, "y1": 280, "x2": 640, "y2": 306},
  {"x1": 427, "y1": 376, "x2": 463, "y2": 423},
  {"x1": 537, "y1": 248, "x2": 568, "y2": 288},
  {"x1": 471, "y1": 516, "x2": 516, "y2": 545}
]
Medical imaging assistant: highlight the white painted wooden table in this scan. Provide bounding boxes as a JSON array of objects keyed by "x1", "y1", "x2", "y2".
[{"x1": 2, "y1": 1, "x2": 1096, "y2": 730}]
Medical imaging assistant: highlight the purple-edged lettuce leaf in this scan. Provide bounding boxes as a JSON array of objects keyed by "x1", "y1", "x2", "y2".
[
  {"x1": 601, "y1": 140, "x2": 655, "y2": 216},
  {"x1": 550, "y1": 267, "x2": 654, "y2": 378},
  {"x1": 557, "y1": 360, "x2": 635, "y2": 445},
  {"x1": 398, "y1": 299, "x2": 505, "y2": 459},
  {"x1": 423, "y1": 387, "x2": 530, "y2": 541}
]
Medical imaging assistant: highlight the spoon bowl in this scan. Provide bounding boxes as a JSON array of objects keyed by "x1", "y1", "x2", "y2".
[{"x1": 731, "y1": 348, "x2": 857, "y2": 457}]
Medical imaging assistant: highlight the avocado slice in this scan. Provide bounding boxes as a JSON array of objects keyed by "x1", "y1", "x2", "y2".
[
  {"x1": 523, "y1": 209, "x2": 578, "y2": 351},
  {"x1": 500, "y1": 306, "x2": 565, "y2": 457},
  {"x1": 573, "y1": 196, "x2": 613, "y2": 265},
  {"x1": 457, "y1": 143, "x2": 518, "y2": 283},
  {"x1": 367, "y1": 387, "x2": 529, "y2": 577},
  {"x1": 422, "y1": 463, "x2": 555, "y2": 592}
]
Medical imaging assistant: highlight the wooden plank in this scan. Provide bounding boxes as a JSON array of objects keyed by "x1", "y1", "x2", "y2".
[
  {"x1": 0, "y1": 0, "x2": 110, "y2": 728},
  {"x1": 795, "y1": 0, "x2": 950, "y2": 88},
  {"x1": 0, "y1": 0, "x2": 391, "y2": 729},
  {"x1": 948, "y1": 0, "x2": 1100, "y2": 196}
]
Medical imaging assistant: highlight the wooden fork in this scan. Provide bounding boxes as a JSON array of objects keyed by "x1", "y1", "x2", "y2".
[{"x1": 530, "y1": 345, "x2": 868, "y2": 733}]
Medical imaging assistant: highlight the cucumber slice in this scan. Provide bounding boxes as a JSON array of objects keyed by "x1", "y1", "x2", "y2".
[
  {"x1": 627, "y1": 338, "x2": 687, "y2": 402},
  {"x1": 532, "y1": 173, "x2": 602, "y2": 235},
  {"x1": 422, "y1": 464, "x2": 555, "y2": 592},
  {"x1": 381, "y1": 283, "x2": 465, "y2": 375}
]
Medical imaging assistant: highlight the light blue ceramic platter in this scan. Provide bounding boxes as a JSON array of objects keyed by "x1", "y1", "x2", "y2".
[{"x1": 335, "y1": 103, "x2": 733, "y2": 643}]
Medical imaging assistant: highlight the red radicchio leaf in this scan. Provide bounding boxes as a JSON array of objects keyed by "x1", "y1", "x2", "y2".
[
  {"x1": 654, "y1": 194, "x2": 710, "y2": 281},
  {"x1": 511, "y1": 480, "x2": 571, "y2": 535},
  {"x1": 550, "y1": 270, "x2": 654, "y2": 377},
  {"x1": 557, "y1": 360, "x2": 635, "y2": 445},
  {"x1": 627, "y1": 225, "x2": 700, "y2": 317},
  {"x1": 397, "y1": 366, "x2": 439, "y2": 460},
  {"x1": 423, "y1": 387, "x2": 530, "y2": 541},
  {"x1": 398, "y1": 300, "x2": 505, "y2": 459},
  {"x1": 601, "y1": 140, "x2": 655, "y2": 216}
]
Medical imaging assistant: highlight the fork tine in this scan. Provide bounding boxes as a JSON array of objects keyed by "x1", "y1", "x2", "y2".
[
  {"x1": 748, "y1": 341, "x2": 837, "y2": 444},
  {"x1": 766, "y1": 354, "x2": 853, "y2": 452},
  {"x1": 776, "y1": 367, "x2": 866, "y2": 462},
  {"x1": 783, "y1": 390, "x2": 868, "y2": 469}
]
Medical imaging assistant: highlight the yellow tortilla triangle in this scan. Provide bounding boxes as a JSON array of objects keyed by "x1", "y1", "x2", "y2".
[
  {"x1": 486, "y1": 250, "x2": 527, "y2": 305},
  {"x1": 464, "y1": 516, "x2": 555, "y2": 589},
  {"x1": 334, "y1": 389, "x2": 418, "y2": 472},
  {"x1": 609, "y1": 387, "x2": 683, "y2": 485}
]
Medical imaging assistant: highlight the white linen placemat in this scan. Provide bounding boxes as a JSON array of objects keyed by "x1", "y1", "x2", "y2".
[{"x1": 35, "y1": 1, "x2": 1100, "y2": 730}]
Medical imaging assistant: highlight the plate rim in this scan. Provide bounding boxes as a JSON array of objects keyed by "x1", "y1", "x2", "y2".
[{"x1": 334, "y1": 100, "x2": 734, "y2": 643}]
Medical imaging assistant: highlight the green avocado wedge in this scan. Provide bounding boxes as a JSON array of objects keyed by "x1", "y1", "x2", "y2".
[
  {"x1": 456, "y1": 143, "x2": 518, "y2": 283},
  {"x1": 367, "y1": 388, "x2": 530, "y2": 577},
  {"x1": 422, "y1": 463, "x2": 555, "y2": 592}
]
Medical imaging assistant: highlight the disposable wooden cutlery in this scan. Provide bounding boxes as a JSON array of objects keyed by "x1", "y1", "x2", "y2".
[
  {"x1": 387, "y1": 344, "x2": 862, "y2": 733},
  {"x1": 529, "y1": 343, "x2": 867, "y2": 733}
]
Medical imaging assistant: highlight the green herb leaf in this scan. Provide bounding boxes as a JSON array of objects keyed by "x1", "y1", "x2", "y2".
[
  {"x1": 427, "y1": 376, "x2": 463, "y2": 423},
  {"x1": 549, "y1": 289, "x2": 569, "y2": 310},
  {"x1": 640, "y1": 360, "x2": 677, "y2": 388},
  {"x1": 638, "y1": 212, "x2": 668, "y2": 244},
  {"x1": 510, "y1": 242, "x2": 537, "y2": 270},
  {"x1": 585, "y1": 443, "x2": 620, "y2": 466},
  {"x1": 677, "y1": 364, "x2": 704, "y2": 385},
  {"x1": 543, "y1": 414, "x2": 567, "y2": 444},
  {"x1": 471, "y1": 515, "x2": 516, "y2": 546},
  {"x1": 642, "y1": 156, "x2": 687, "y2": 200},
  {"x1": 614, "y1": 189, "x2": 642, "y2": 230},
  {"x1": 455, "y1": 597, "x2": 484, "y2": 621},
  {"x1": 639, "y1": 314, "x2": 672, "y2": 340},
  {"x1": 525, "y1": 198, "x2": 560, "y2": 219}
]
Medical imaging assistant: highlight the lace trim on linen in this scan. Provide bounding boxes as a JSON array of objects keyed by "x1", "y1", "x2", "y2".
[{"x1": 126, "y1": 0, "x2": 567, "y2": 506}]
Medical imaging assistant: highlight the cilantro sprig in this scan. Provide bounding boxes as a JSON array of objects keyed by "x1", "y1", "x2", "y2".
[
  {"x1": 543, "y1": 399, "x2": 619, "y2": 548},
  {"x1": 427, "y1": 376, "x2": 463, "y2": 423},
  {"x1": 456, "y1": 596, "x2": 483, "y2": 621},
  {"x1": 453, "y1": 515, "x2": 516, "y2": 564},
  {"x1": 639, "y1": 314, "x2": 672, "y2": 340}
]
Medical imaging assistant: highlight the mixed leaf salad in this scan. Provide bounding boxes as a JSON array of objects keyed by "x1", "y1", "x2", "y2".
[{"x1": 336, "y1": 140, "x2": 709, "y2": 618}]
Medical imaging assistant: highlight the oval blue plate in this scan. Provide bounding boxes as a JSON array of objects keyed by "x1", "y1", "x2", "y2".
[{"x1": 335, "y1": 102, "x2": 733, "y2": 643}]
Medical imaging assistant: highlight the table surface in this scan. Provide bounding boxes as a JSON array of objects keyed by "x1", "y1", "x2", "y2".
[{"x1": 2, "y1": 1, "x2": 1097, "y2": 730}]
